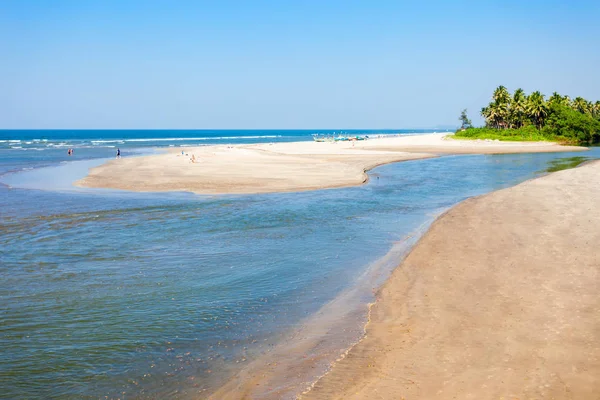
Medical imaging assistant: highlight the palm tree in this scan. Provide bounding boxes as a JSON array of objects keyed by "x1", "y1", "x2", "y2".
[
  {"x1": 573, "y1": 97, "x2": 590, "y2": 115},
  {"x1": 511, "y1": 88, "x2": 527, "y2": 128},
  {"x1": 527, "y1": 91, "x2": 548, "y2": 129},
  {"x1": 480, "y1": 106, "x2": 492, "y2": 128},
  {"x1": 548, "y1": 92, "x2": 563, "y2": 105},
  {"x1": 593, "y1": 101, "x2": 600, "y2": 119},
  {"x1": 496, "y1": 101, "x2": 510, "y2": 129},
  {"x1": 490, "y1": 85, "x2": 511, "y2": 128},
  {"x1": 563, "y1": 95, "x2": 572, "y2": 107},
  {"x1": 481, "y1": 105, "x2": 502, "y2": 129},
  {"x1": 493, "y1": 85, "x2": 511, "y2": 104}
]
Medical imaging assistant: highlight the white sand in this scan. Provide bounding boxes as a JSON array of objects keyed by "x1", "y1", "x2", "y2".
[{"x1": 76, "y1": 133, "x2": 585, "y2": 195}]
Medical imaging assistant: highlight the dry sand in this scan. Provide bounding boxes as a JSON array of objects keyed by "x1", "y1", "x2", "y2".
[
  {"x1": 75, "y1": 134, "x2": 597, "y2": 398},
  {"x1": 302, "y1": 160, "x2": 600, "y2": 400},
  {"x1": 76, "y1": 133, "x2": 584, "y2": 195}
]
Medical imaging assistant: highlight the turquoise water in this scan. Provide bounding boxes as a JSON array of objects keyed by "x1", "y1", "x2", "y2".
[{"x1": 1, "y1": 130, "x2": 597, "y2": 399}]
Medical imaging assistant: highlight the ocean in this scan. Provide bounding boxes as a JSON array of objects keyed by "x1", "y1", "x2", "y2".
[{"x1": 1, "y1": 130, "x2": 597, "y2": 399}]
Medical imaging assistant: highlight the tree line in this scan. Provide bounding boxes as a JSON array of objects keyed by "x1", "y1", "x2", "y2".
[
  {"x1": 481, "y1": 86, "x2": 599, "y2": 130},
  {"x1": 459, "y1": 86, "x2": 600, "y2": 144}
]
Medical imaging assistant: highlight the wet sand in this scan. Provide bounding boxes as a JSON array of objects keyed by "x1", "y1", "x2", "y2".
[
  {"x1": 76, "y1": 133, "x2": 584, "y2": 195},
  {"x1": 207, "y1": 230, "x2": 428, "y2": 400},
  {"x1": 302, "y1": 160, "x2": 600, "y2": 399}
]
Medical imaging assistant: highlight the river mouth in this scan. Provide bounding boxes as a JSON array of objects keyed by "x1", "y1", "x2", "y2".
[{"x1": 2, "y1": 148, "x2": 600, "y2": 399}]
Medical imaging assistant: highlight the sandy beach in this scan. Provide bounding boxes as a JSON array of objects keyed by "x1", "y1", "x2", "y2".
[
  {"x1": 301, "y1": 160, "x2": 600, "y2": 399},
  {"x1": 76, "y1": 133, "x2": 585, "y2": 195}
]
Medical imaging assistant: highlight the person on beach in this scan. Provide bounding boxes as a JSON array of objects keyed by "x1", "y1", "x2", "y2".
[
  {"x1": 116, "y1": 148, "x2": 121, "y2": 158},
  {"x1": 67, "y1": 148, "x2": 72, "y2": 156},
  {"x1": 190, "y1": 154, "x2": 196, "y2": 163}
]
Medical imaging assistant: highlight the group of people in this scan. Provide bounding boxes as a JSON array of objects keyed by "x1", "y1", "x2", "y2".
[{"x1": 181, "y1": 150, "x2": 197, "y2": 163}]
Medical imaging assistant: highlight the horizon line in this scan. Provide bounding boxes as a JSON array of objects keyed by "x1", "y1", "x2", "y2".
[{"x1": 0, "y1": 127, "x2": 457, "y2": 131}]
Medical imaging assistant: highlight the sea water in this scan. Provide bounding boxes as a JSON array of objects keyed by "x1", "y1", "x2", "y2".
[{"x1": 1, "y1": 130, "x2": 597, "y2": 399}]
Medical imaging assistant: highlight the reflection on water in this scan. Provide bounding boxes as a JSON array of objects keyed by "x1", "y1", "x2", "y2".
[
  {"x1": 543, "y1": 156, "x2": 591, "y2": 173},
  {"x1": 1, "y1": 147, "x2": 599, "y2": 399}
]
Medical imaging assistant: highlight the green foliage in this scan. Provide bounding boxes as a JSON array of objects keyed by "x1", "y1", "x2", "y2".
[
  {"x1": 542, "y1": 103, "x2": 600, "y2": 144},
  {"x1": 455, "y1": 126, "x2": 554, "y2": 142},
  {"x1": 543, "y1": 156, "x2": 591, "y2": 173},
  {"x1": 459, "y1": 109, "x2": 472, "y2": 129},
  {"x1": 511, "y1": 88, "x2": 527, "y2": 128},
  {"x1": 471, "y1": 85, "x2": 600, "y2": 144},
  {"x1": 527, "y1": 91, "x2": 548, "y2": 129}
]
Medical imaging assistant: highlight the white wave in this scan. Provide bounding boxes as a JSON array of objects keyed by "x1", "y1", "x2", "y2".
[
  {"x1": 124, "y1": 135, "x2": 282, "y2": 142},
  {"x1": 24, "y1": 141, "x2": 33, "y2": 144},
  {"x1": 8, "y1": 140, "x2": 21, "y2": 143},
  {"x1": 11, "y1": 146, "x2": 23, "y2": 149},
  {"x1": 91, "y1": 140, "x2": 125, "y2": 144},
  {"x1": 74, "y1": 145, "x2": 117, "y2": 149}
]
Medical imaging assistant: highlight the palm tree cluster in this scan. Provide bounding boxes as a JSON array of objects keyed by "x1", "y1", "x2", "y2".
[{"x1": 481, "y1": 86, "x2": 600, "y2": 130}]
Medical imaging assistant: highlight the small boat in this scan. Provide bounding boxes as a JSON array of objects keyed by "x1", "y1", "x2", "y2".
[{"x1": 313, "y1": 133, "x2": 334, "y2": 142}]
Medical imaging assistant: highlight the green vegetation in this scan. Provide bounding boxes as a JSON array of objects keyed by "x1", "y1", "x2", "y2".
[
  {"x1": 456, "y1": 86, "x2": 600, "y2": 145},
  {"x1": 543, "y1": 156, "x2": 591, "y2": 173},
  {"x1": 455, "y1": 125, "x2": 553, "y2": 142},
  {"x1": 459, "y1": 109, "x2": 472, "y2": 129}
]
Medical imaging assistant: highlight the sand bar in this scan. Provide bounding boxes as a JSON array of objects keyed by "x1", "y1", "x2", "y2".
[
  {"x1": 76, "y1": 133, "x2": 585, "y2": 195},
  {"x1": 302, "y1": 160, "x2": 600, "y2": 399}
]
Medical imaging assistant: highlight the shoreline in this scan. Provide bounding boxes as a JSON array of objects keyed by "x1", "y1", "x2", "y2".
[
  {"x1": 5, "y1": 136, "x2": 597, "y2": 398},
  {"x1": 208, "y1": 157, "x2": 599, "y2": 399},
  {"x1": 75, "y1": 133, "x2": 586, "y2": 195},
  {"x1": 301, "y1": 160, "x2": 600, "y2": 399},
  {"x1": 207, "y1": 217, "x2": 437, "y2": 399}
]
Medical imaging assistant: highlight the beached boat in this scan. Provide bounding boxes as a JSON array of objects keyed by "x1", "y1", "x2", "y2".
[
  {"x1": 312, "y1": 134, "x2": 334, "y2": 142},
  {"x1": 313, "y1": 133, "x2": 366, "y2": 142},
  {"x1": 336, "y1": 135, "x2": 367, "y2": 141}
]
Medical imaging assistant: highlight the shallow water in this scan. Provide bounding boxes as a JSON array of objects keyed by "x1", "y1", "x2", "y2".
[{"x1": 1, "y1": 131, "x2": 598, "y2": 399}]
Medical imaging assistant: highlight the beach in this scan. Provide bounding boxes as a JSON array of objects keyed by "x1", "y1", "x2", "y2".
[
  {"x1": 301, "y1": 160, "x2": 600, "y2": 399},
  {"x1": 76, "y1": 133, "x2": 584, "y2": 195},
  {"x1": 5, "y1": 1, "x2": 600, "y2": 399},
  {"x1": 2, "y1": 130, "x2": 598, "y2": 399}
]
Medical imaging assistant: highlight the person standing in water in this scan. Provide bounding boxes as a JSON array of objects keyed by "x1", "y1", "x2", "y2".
[{"x1": 116, "y1": 148, "x2": 121, "y2": 158}]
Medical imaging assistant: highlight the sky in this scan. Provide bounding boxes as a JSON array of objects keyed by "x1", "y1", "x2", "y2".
[{"x1": 1, "y1": 0, "x2": 599, "y2": 129}]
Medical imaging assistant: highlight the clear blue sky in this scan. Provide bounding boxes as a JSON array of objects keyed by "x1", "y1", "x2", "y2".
[{"x1": 1, "y1": 0, "x2": 599, "y2": 129}]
